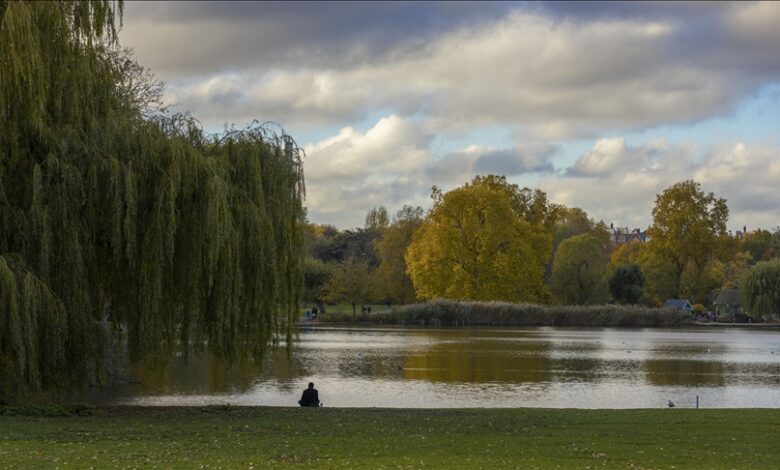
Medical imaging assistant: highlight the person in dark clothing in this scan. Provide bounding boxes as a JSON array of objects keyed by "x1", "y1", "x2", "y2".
[{"x1": 298, "y1": 382, "x2": 320, "y2": 407}]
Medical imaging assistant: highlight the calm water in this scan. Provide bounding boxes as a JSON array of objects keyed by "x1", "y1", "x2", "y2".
[{"x1": 99, "y1": 326, "x2": 780, "y2": 408}]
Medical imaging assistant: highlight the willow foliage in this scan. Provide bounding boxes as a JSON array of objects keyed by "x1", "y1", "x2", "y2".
[
  {"x1": 740, "y1": 259, "x2": 780, "y2": 320},
  {"x1": 0, "y1": 1, "x2": 305, "y2": 401}
]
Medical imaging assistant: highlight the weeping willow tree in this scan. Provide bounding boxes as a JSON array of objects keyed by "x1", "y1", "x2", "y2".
[
  {"x1": 740, "y1": 259, "x2": 780, "y2": 320},
  {"x1": 0, "y1": 1, "x2": 305, "y2": 401}
]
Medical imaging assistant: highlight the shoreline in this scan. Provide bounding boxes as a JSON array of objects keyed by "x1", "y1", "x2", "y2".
[{"x1": 300, "y1": 319, "x2": 780, "y2": 330}]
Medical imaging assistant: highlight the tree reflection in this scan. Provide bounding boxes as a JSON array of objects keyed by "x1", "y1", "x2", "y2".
[
  {"x1": 643, "y1": 343, "x2": 729, "y2": 387},
  {"x1": 402, "y1": 334, "x2": 554, "y2": 384},
  {"x1": 130, "y1": 352, "x2": 268, "y2": 394},
  {"x1": 644, "y1": 359, "x2": 726, "y2": 386}
]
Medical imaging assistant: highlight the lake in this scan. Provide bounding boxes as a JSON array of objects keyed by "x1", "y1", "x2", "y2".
[{"x1": 97, "y1": 326, "x2": 780, "y2": 408}]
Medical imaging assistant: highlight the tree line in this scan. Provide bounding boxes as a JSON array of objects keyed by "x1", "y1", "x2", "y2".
[{"x1": 306, "y1": 176, "x2": 780, "y2": 319}]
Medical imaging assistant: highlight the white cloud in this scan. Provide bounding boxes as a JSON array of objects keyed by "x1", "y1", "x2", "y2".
[
  {"x1": 568, "y1": 137, "x2": 666, "y2": 176},
  {"x1": 304, "y1": 115, "x2": 431, "y2": 182},
  {"x1": 116, "y1": 3, "x2": 780, "y2": 231},
  {"x1": 303, "y1": 115, "x2": 557, "y2": 227},
  {"x1": 542, "y1": 139, "x2": 780, "y2": 231},
  {"x1": 303, "y1": 115, "x2": 433, "y2": 226},
  {"x1": 304, "y1": 114, "x2": 780, "y2": 230}
]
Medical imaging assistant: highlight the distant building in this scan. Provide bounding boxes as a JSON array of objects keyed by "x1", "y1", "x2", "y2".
[
  {"x1": 731, "y1": 225, "x2": 748, "y2": 241},
  {"x1": 713, "y1": 288, "x2": 745, "y2": 322},
  {"x1": 664, "y1": 299, "x2": 693, "y2": 314},
  {"x1": 609, "y1": 223, "x2": 649, "y2": 244}
]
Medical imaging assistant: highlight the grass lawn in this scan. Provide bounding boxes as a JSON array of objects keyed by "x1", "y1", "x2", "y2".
[{"x1": 1, "y1": 407, "x2": 778, "y2": 469}]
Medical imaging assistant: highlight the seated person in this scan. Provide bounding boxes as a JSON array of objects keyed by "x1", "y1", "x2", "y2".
[{"x1": 298, "y1": 382, "x2": 320, "y2": 407}]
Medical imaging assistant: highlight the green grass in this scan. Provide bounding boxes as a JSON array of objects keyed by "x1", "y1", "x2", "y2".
[{"x1": 1, "y1": 406, "x2": 778, "y2": 468}]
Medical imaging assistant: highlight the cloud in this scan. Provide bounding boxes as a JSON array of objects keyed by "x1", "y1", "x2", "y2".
[
  {"x1": 692, "y1": 142, "x2": 780, "y2": 223},
  {"x1": 116, "y1": 3, "x2": 780, "y2": 231},
  {"x1": 567, "y1": 137, "x2": 666, "y2": 176},
  {"x1": 122, "y1": 3, "x2": 780, "y2": 135},
  {"x1": 303, "y1": 116, "x2": 557, "y2": 227},
  {"x1": 119, "y1": 2, "x2": 515, "y2": 78},
  {"x1": 728, "y1": 2, "x2": 780, "y2": 45},
  {"x1": 304, "y1": 115, "x2": 432, "y2": 182},
  {"x1": 542, "y1": 139, "x2": 780, "y2": 231},
  {"x1": 426, "y1": 144, "x2": 557, "y2": 183},
  {"x1": 303, "y1": 115, "x2": 433, "y2": 226}
]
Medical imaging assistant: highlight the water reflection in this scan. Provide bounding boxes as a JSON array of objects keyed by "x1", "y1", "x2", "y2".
[
  {"x1": 92, "y1": 326, "x2": 780, "y2": 408},
  {"x1": 644, "y1": 360, "x2": 726, "y2": 386},
  {"x1": 403, "y1": 339, "x2": 553, "y2": 384}
]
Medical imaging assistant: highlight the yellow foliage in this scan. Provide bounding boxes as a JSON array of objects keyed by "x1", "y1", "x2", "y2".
[{"x1": 406, "y1": 176, "x2": 552, "y2": 303}]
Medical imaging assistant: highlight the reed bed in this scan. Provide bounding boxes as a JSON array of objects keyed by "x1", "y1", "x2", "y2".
[{"x1": 318, "y1": 300, "x2": 686, "y2": 327}]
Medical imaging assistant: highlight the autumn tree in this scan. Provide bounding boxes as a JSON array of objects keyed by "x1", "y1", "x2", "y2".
[
  {"x1": 643, "y1": 180, "x2": 730, "y2": 303},
  {"x1": 374, "y1": 205, "x2": 424, "y2": 304},
  {"x1": 741, "y1": 229, "x2": 778, "y2": 263},
  {"x1": 648, "y1": 180, "x2": 729, "y2": 269},
  {"x1": 609, "y1": 264, "x2": 645, "y2": 304},
  {"x1": 553, "y1": 207, "x2": 611, "y2": 255},
  {"x1": 323, "y1": 257, "x2": 372, "y2": 314},
  {"x1": 609, "y1": 240, "x2": 643, "y2": 269},
  {"x1": 551, "y1": 234, "x2": 609, "y2": 304},
  {"x1": 719, "y1": 251, "x2": 752, "y2": 289},
  {"x1": 406, "y1": 176, "x2": 553, "y2": 303},
  {"x1": 679, "y1": 258, "x2": 733, "y2": 305}
]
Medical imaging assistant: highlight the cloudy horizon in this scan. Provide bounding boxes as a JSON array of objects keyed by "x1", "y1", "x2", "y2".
[{"x1": 119, "y1": 1, "x2": 780, "y2": 231}]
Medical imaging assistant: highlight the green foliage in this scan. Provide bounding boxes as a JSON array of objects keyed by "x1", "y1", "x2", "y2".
[
  {"x1": 406, "y1": 175, "x2": 554, "y2": 303},
  {"x1": 552, "y1": 234, "x2": 609, "y2": 305},
  {"x1": 303, "y1": 257, "x2": 330, "y2": 304},
  {"x1": 306, "y1": 224, "x2": 380, "y2": 266},
  {"x1": 553, "y1": 207, "x2": 611, "y2": 256},
  {"x1": 634, "y1": 243, "x2": 679, "y2": 303},
  {"x1": 374, "y1": 205, "x2": 423, "y2": 304},
  {"x1": 740, "y1": 259, "x2": 780, "y2": 320},
  {"x1": 0, "y1": 1, "x2": 304, "y2": 401},
  {"x1": 322, "y1": 257, "x2": 372, "y2": 314},
  {"x1": 678, "y1": 260, "x2": 715, "y2": 305},
  {"x1": 741, "y1": 229, "x2": 778, "y2": 263},
  {"x1": 608, "y1": 264, "x2": 645, "y2": 304}
]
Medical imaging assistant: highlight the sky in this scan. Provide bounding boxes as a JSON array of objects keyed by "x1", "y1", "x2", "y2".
[{"x1": 119, "y1": 1, "x2": 780, "y2": 231}]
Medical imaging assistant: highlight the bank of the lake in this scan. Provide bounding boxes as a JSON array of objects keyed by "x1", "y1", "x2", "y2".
[
  {"x1": 315, "y1": 300, "x2": 687, "y2": 327},
  {"x1": 1, "y1": 406, "x2": 778, "y2": 468}
]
